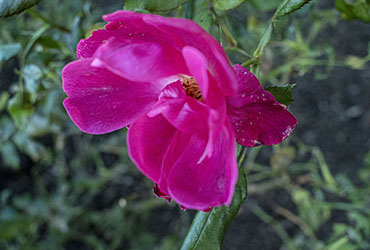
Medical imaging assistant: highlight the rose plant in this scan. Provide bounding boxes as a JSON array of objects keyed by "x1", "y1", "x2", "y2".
[{"x1": 62, "y1": 10, "x2": 297, "y2": 212}]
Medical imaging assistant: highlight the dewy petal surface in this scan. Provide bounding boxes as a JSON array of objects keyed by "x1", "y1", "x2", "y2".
[
  {"x1": 77, "y1": 11, "x2": 177, "y2": 59},
  {"x1": 62, "y1": 59, "x2": 161, "y2": 134},
  {"x1": 127, "y1": 114, "x2": 177, "y2": 183},
  {"x1": 77, "y1": 29, "x2": 114, "y2": 59},
  {"x1": 227, "y1": 64, "x2": 297, "y2": 147},
  {"x1": 93, "y1": 38, "x2": 188, "y2": 84},
  {"x1": 165, "y1": 120, "x2": 238, "y2": 211}
]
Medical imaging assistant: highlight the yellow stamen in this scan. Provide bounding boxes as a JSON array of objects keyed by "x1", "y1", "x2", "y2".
[{"x1": 181, "y1": 76, "x2": 203, "y2": 101}]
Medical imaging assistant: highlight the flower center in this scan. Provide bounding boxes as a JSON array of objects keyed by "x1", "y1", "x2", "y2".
[{"x1": 181, "y1": 76, "x2": 203, "y2": 101}]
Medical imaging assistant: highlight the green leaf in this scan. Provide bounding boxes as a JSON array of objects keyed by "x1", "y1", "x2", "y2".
[
  {"x1": 193, "y1": 0, "x2": 214, "y2": 31},
  {"x1": 0, "y1": 117, "x2": 15, "y2": 142},
  {"x1": 124, "y1": 0, "x2": 188, "y2": 12},
  {"x1": 349, "y1": 212, "x2": 370, "y2": 235},
  {"x1": 7, "y1": 92, "x2": 34, "y2": 130},
  {"x1": 0, "y1": 0, "x2": 40, "y2": 18},
  {"x1": 0, "y1": 43, "x2": 22, "y2": 61},
  {"x1": 274, "y1": 0, "x2": 313, "y2": 19},
  {"x1": 37, "y1": 36, "x2": 63, "y2": 50},
  {"x1": 352, "y1": 0, "x2": 370, "y2": 22},
  {"x1": 144, "y1": 0, "x2": 188, "y2": 12},
  {"x1": 124, "y1": 0, "x2": 146, "y2": 11},
  {"x1": 24, "y1": 64, "x2": 42, "y2": 102},
  {"x1": 335, "y1": 0, "x2": 356, "y2": 20},
  {"x1": 313, "y1": 148, "x2": 337, "y2": 192},
  {"x1": 3, "y1": 148, "x2": 19, "y2": 170},
  {"x1": 0, "y1": 142, "x2": 20, "y2": 170},
  {"x1": 0, "y1": 92, "x2": 10, "y2": 112},
  {"x1": 180, "y1": 167, "x2": 247, "y2": 250},
  {"x1": 214, "y1": 0, "x2": 245, "y2": 11},
  {"x1": 0, "y1": 217, "x2": 33, "y2": 240},
  {"x1": 335, "y1": 0, "x2": 370, "y2": 23},
  {"x1": 265, "y1": 84, "x2": 295, "y2": 106},
  {"x1": 194, "y1": 10, "x2": 214, "y2": 31},
  {"x1": 248, "y1": 0, "x2": 281, "y2": 12},
  {"x1": 327, "y1": 237, "x2": 356, "y2": 250},
  {"x1": 13, "y1": 132, "x2": 46, "y2": 162}
]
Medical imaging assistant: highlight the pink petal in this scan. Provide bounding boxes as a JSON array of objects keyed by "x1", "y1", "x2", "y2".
[
  {"x1": 163, "y1": 120, "x2": 238, "y2": 211},
  {"x1": 78, "y1": 11, "x2": 176, "y2": 59},
  {"x1": 127, "y1": 114, "x2": 177, "y2": 183},
  {"x1": 227, "y1": 64, "x2": 297, "y2": 147},
  {"x1": 157, "y1": 130, "x2": 191, "y2": 197},
  {"x1": 102, "y1": 10, "x2": 237, "y2": 96},
  {"x1": 148, "y1": 79, "x2": 227, "y2": 160},
  {"x1": 92, "y1": 38, "x2": 188, "y2": 84},
  {"x1": 203, "y1": 74, "x2": 227, "y2": 157},
  {"x1": 147, "y1": 81, "x2": 210, "y2": 136},
  {"x1": 77, "y1": 29, "x2": 113, "y2": 59},
  {"x1": 62, "y1": 59, "x2": 161, "y2": 134}
]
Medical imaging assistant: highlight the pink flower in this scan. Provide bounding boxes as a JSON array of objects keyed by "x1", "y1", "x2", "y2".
[{"x1": 62, "y1": 11, "x2": 297, "y2": 211}]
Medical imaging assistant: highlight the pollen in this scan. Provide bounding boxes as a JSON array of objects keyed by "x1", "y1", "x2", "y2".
[{"x1": 181, "y1": 76, "x2": 203, "y2": 101}]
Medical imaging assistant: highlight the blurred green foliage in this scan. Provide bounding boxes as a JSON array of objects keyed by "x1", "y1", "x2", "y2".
[
  {"x1": 246, "y1": 144, "x2": 370, "y2": 250},
  {"x1": 0, "y1": 0, "x2": 369, "y2": 249},
  {"x1": 0, "y1": 0, "x2": 40, "y2": 18},
  {"x1": 335, "y1": 0, "x2": 370, "y2": 22}
]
